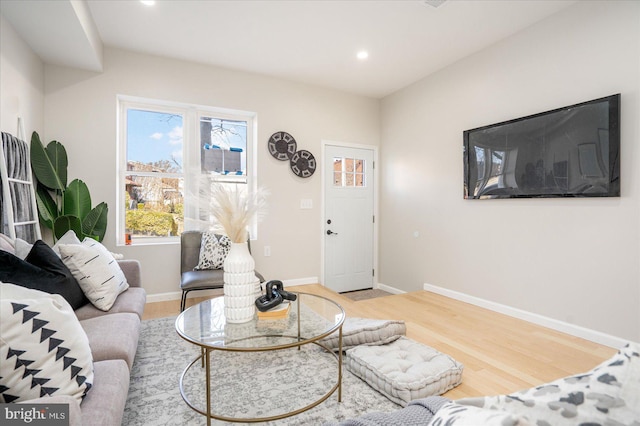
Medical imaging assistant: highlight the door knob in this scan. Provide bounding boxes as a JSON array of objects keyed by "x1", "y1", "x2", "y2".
[{"x1": 326, "y1": 230, "x2": 338, "y2": 235}]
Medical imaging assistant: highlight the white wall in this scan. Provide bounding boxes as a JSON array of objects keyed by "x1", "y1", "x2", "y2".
[
  {"x1": 43, "y1": 47, "x2": 380, "y2": 296},
  {"x1": 379, "y1": 0, "x2": 640, "y2": 342},
  {"x1": 0, "y1": 14, "x2": 44, "y2": 138}
]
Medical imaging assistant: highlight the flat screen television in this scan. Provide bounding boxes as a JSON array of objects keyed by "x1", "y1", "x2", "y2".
[{"x1": 463, "y1": 94, "x2": 620, "y2": 199}]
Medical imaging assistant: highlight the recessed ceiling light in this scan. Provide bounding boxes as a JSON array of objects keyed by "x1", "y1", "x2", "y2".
[
  {"x1": 140, "y1": 0, "x2": 156, "y2": 6},
  {"x1": 357, "y1": 51, "x2": 369, "y2": 60}
]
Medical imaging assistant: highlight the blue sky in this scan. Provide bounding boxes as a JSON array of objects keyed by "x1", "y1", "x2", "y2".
[
  {"x1": 127, "y1": 109, "x2": 248, "y2": 173},
  {"x1": 127, "y1": 109, "x2": 183, "y2": 170}
]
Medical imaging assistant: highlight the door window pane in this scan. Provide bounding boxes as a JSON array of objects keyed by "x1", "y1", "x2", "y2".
[
  {"x1": 345, "y1": 158, "x2": 354, "y2": 173},
  {"x1": 333, "y1": 157, "x2": 366, "y2": 187}
]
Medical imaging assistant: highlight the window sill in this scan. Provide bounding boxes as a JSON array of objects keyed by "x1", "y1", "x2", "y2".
[{"x1": 117, "y1": 236, "x2": 180, "y2": 247}]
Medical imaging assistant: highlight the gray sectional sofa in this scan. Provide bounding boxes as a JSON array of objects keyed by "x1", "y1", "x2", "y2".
[{"x1": 17, "y1": 260, "x2": 146, "y2": 426}]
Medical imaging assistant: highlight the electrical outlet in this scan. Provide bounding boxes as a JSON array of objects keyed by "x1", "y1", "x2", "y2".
[{"x1": 264, "y1": 246, "x2": 271, "y2": 257}]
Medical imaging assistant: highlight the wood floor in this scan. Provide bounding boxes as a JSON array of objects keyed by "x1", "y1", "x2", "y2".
[{"x1": 143, "y1": 284, "x2": 616, "y2": 400}]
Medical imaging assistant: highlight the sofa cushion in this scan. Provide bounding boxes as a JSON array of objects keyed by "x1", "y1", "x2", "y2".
[
  {"x1": 0, "y1": 241, "x2": 88, "y2": 310},
  {"x1": 14, "y1": 237, "x2": 32, "y2": 259},
  {"x1": 0, "y1": 232, "x2": 15, "y2": 253},
  {"x1": 18, "y1": 395, "x2": 82, "y2": 426},
  {"x1": 80, "y1": 313, "x2": 140, "y2": 370},
  {"x1": 346, "y1": 336, "x2": 464, "y2": 406},
  {"x1": 13, "y1": 230, "x2": 81, "y2": 259},
  {"x1": 194, "y1": 232, "x2": 231, "y2": 270},
  {"x1": 0, "y1": 284, "x2": 93, "y2": 404},
  {"x1": 79, "y1": 359, "x2": 130, "y2": 426},
  {"x1": 75, "y1": 287, "x2": 147, "y2": 321},
  {"x1": 59, "y1": 239, "x2": 129, "y2": 311},
  {"x1": 322, "y1": 317, "x2": 406, "y2": 351}
]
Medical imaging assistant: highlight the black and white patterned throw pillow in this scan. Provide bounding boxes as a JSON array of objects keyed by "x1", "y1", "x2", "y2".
[
  {"x1": 0, "y1": 283, "x2": 94, "y2": 404},
  {"x1": 194, "y1": 233, "x2": 231, "y2": 270}
]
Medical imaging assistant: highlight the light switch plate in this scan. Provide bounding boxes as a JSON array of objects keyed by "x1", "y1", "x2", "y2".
[{"x1": 300, "y1": 199, "x2": 313, "y2": 209}]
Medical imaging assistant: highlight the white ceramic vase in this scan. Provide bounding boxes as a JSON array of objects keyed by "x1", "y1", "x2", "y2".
[{"x1": 223, "y1": 242, "x2": 260, "y2": 323}]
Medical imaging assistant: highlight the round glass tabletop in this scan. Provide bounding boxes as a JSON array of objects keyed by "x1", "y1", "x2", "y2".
[{"x1": 175, "y1": 292, "x2": 345, "y2": 351}]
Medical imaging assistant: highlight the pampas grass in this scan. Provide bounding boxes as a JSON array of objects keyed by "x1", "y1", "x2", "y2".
[{"x1": 208, "y1": 183, "x2": 267, "y2": 243}]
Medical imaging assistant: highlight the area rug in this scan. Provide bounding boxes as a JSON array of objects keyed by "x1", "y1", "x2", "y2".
[
  {"x1": 341, "y1": 289, "x2": 392, "y2": 302},
  {"x1": 123, "y1": 316, "x2": 400, "y2": 425}
]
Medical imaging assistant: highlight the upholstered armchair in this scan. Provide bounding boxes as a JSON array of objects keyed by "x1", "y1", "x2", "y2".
[{"x1": 180, "y1": 230, "x2": 264, "y2": 311}]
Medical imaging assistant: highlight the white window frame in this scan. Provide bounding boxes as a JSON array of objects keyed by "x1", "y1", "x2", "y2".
[{"x1": 116, "y1": 95, "x2": 257, "y2": 246}]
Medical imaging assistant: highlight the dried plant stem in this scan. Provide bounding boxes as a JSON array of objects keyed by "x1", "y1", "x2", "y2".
[{"x1": 208, "y1": 183, "x2": 267, "y2": 243}]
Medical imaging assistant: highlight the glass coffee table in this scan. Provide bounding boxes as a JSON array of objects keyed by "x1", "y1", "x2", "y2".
[{"x1": 175, "y1": 292, "x2": 345, "y2": 424}]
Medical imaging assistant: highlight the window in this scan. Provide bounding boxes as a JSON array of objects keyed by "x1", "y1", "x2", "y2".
[
  {"x1": 333, "y1": 157, "x2": 366, "y2": 187},
  {"x1": 118, "y1": 97, "x2": 256, "y2": 245}
]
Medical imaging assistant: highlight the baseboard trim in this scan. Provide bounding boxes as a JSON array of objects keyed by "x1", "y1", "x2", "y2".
[
  {"x1": 146, "y1": 277, "x2": 319, "y2": 303},
  {"x1": 282, "y1": 277, "x2": 319, "y2": 287},
  {"x1": 423, "y1": 283, "x2": 628, "y2": 349},
  {"x1": 376, "y1": 282, "x2": 406, "y2": 295}
]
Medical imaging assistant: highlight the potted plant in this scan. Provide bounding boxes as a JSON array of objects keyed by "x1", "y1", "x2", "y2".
[{"x1": 30, "y1": 131, "x2": 108, "y2": 242}]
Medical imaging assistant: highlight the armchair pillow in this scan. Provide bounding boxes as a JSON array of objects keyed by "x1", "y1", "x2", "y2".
[
  {"x1": 194, "y1": 232, "x2": 231, "y2": 270},
  {"x1": 0, "y1": 283, "x2": 94, "y2": 404}
]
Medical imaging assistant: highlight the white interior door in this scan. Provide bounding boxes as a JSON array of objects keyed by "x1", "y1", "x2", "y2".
[{"x1": 324, "y1": 144, "x2": 374, "y2": 293}]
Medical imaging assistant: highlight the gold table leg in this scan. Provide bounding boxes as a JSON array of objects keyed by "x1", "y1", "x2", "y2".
[
  {"x1": 205, "y1": 347, "x2": 211, "y2": 426},
  {"x1": 338, "y1": 324, "x2": 343, "y2": 402}
]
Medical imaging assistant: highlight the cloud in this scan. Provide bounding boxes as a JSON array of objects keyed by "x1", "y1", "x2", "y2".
[
  {"x1": 149, "y1": 132, "x2": 163, "y2": 140},
  {"x1": 172, "y1": 149, "x2": 183, "y2": 160},
  {"x1": 168, "y1": 126, "x2": 183, "y2": 145}
]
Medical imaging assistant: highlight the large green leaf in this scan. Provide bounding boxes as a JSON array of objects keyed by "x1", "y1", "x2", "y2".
[
  {"x1": 45, "y1": 141, "x2": 68, "y2": 188},
  {"x1": 53, "y1": 215, "x2": 83, "y2": 241},
  {"x1": 30, "y1": 132, "x2": 67, "y2": 190},
  {"x1": 63, "y1": 179, "x2": 92, "y2": 222},
  {"x1": 35, "y1": 184, "x2": 58, "y2": 230},
  {"x1": 82, "y1": 202, "x2": 108, "y2": 242}
]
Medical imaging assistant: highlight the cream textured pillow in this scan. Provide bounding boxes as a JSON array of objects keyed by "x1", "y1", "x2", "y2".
[
  {"x1": 0, "y1": 283, "x2": 94, "y2": 404},
  {"x1": 321, "y1": 317, "x2": 407, "y2": 351},
  {"x1": 58, "y1": 239, "x2": 129, "y2": 311}
]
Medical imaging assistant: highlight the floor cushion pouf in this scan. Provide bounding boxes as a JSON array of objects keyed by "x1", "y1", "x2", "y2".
[
  {"x1": 322, "y1": 317, "x2": 406, "y2": 351},
  {"x1": 346, "y1": 336, "x2": 463, "y2": 406}
]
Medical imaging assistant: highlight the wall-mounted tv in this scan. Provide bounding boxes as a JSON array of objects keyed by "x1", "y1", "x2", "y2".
[{"x1": 463, "y1": 94, "x2": 620, "y2": 199}]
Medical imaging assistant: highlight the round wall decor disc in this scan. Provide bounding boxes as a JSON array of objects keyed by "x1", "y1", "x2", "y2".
[
  {"x1": 268, "y1": 131, "x2": 297, "y2": 161},
  {"x1": 290, "y1": 150, "x2": 316, "y2": 178}
]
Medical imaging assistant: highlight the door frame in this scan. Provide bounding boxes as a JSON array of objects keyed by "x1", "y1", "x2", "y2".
[{"x1": 320, "y1": 140, "x2": 379, "y2": 290}]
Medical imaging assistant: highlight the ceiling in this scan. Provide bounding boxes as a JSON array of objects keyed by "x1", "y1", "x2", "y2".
[{"x1": 1, "y1": 0, "x2": 579, "y2": 99}]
